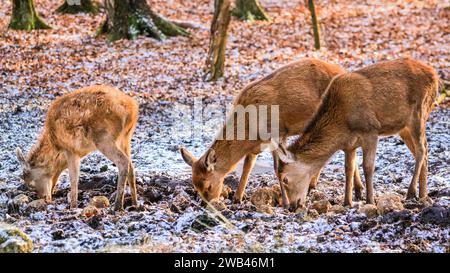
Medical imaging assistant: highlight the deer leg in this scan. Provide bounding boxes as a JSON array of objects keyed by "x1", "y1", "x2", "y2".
[
  {"x1": 399, "y1": 129, "x2": 416, "y2": 156},
  {"x1": 419, "y1": 137, "x2": 428, "y2": 198},
  {"x1": 234, "y1": 153, "x2": 257, "y2": 203},
  {"x1": 308, "y1": 167, "x2": 321, "y2": 191},
  {"x1": 96, "y1": 138, "x2": 130, "y2": 211},
  {"x1": 405, "y1": 123, "x2": 426, "y2": 199},
  {"x1": 400, "y1": 129, "x2": 417, "y2": 198},
  {"x1": 120, "y1": 136, "x2": 137, "y2": 206},
  {"x1": 362, "y1": 136, "x2": 378, "y2": 205},
  {"x1": 65, "y1": 152, "x2": 80, "y2": 209},
  {"x1": 127, "y1": 161, "x2": 137, "y2": 206},
  {"x1": 344, "y1": 149, "x2": 356, "y2": 207},
  {"x1": 51, "y1": 168, "x2": 63, "y2": 194},
  {"x1": 353, "y1": 161, "x2": 364, "y2": 201}
]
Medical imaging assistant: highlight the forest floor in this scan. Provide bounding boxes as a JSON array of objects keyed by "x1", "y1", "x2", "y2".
[{"x1": 0, "y1": 0, "x2": 449, "y2": 252}]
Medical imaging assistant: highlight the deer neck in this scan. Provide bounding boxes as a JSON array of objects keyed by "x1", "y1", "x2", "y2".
[
  {"x1": 210, "y1": 139, "x2": 258, "y2": 175},
  {"x1": 28, "y1": 131, "x2": 67, "y2": 174},
  {"x1": 290, "y1": 128, "x2": 346, "y2": 171}
]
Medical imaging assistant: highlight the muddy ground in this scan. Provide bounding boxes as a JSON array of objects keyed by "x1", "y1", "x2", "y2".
[{"x1": 0, "y1": 0, "x2": 449, "y2": 252}]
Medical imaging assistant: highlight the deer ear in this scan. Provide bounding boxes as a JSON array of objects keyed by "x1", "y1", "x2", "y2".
[
  {"x1": 272, "y1": 151, "x2": 282, "y2": 176},
  {"x1": 275, "y1": 145, "x2": 296, "y2": 165},
  {"x1": 16, "y1": 147, "x2": 29, "y2": 169},
  {"x1": 204, "y1": 149, "x2": 216, "y2": 172},
  {"x1": 180, "y1": 147, "x2": 196, "y2": 167},
  {"x1": 272, "y1": 149, "x2": 291, "y2": 209}
]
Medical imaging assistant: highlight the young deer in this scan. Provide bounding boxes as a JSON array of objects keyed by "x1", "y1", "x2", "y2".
[
  {"x1": 15, "y1": 85, "x2": 139, "y2": 211},
  {"x1": 274, "y1": 58, "x2": 439, "y2": 211},
  {"x1": 180, "y1": 59, "x2": 363, "y2": 203}
]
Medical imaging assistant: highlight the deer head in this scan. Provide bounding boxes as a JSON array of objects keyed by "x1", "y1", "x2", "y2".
[
  {"x1": 16, "y1": 147, "x2": 52, "y2": 201},
  {"x1": 273, "y1": 145, "x2": 312, "y2": 211},
  {"x1": 180, "y1": 147, "x2": 224, "y2": 201}
]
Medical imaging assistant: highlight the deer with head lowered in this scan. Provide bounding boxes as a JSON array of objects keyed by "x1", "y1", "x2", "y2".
[
  {"x1": 180, "y1": 59, "x2": 363, "y2": 203},
  {"x1": 274, "y1": 58, "x2": 439, "y2": 211},
  {"x1": 15, "y1": 85, "x2": 139, "y2": 211}
]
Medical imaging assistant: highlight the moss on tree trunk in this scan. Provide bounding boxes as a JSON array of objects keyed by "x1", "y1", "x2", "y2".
[
  {"x1": 233, "y1": 0, "x2": 270, "y2": 21},
  {"x1": 56, "y1": 0, "x2": 99, "y2": 14},
  {"x1": 204, "y1": 0, "x2": 232, "y2": 81},
  {"x1": 9, "y1": 0, "x2": 51, "y2": 30},
  {"x1": 98, "y1": 0, "x2": 189, "y2": 42}
]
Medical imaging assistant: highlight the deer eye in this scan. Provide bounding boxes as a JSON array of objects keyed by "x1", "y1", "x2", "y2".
[
  {"x1": 22, "y1": 171, "x2": 30, "y2": 181},
  {"x1": 282, "y1": 177, "x2": 289, "y2": 185},
  {"x1": 207, "y1": 185, "x2": 212, "y2": 191}
]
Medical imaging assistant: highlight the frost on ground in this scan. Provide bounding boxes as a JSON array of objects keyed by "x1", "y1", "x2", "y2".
[
  {"x1": 0, "y1": 0, "x2": 449, "y2": 252},
  {"x1": 0, "y1": 103, "x2": 448, "y2": 253}
]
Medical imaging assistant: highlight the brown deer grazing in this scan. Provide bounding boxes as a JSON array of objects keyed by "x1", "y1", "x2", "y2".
[
  {"x1": 180, "y1": 59, "x2": 363, "y2": 203},
  {"x1": 274, "y1": 58, "x2": 439, "y2": 211},
  {"x1": 15, "y1": 85, "x2": 139, "y2": 211}
]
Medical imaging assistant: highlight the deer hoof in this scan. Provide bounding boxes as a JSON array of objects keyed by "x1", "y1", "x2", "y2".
[
  {"x1": 233, "y1": 196, "x2": 243, "y2": 204},
  {"x1": 406, "y1": 190, "x2": 417, "y2": 200},
  {"x1": 113, "y1": 203, "x2": 124, "y2": 212},
  {"x1": 343, "y1": 200, "x2": 353, "y2": 207}
]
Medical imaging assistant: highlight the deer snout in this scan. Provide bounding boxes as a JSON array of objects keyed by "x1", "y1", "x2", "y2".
[
  {"x1": 200, "y1": 191, "x2": 222, "y2": 207},
  {"x1": 34, "y1": 181, "x2": 52, "y2": 202},
  {"x1": 201, "y1": 192, "x2": 209, "y2": 202},
  {"x1": 286, "y1": 199, "x2": 302, "y2": 212},
  {"x1": 198, "y1": 191, "x2": 212, "y2": 206},
  {"x1": 288, "y1": 203, "x2": 297, "y2": 212}
]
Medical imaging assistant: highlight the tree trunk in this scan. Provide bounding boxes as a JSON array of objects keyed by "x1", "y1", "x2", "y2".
[
  {"x1": 56, "y1": 0, "x2": 99, "y2": 14},
  {"x1": 308, "y1": 0, "x2": 321, "y2": 49},
  {"x1": 98, "y1": 0, "x2": 189, "y2": 42},
  {"x1": 204, "y1": 0, "x2": 232, "y2": 81},
  {"x1": 233, "y1": 0, "x2": 270, "y2": 21},
  {"x1": 9, "y1": 0, "x2": 51, "y2": 30}
]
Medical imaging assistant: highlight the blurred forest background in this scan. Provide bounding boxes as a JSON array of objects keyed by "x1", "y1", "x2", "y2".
[{"x1": 1, "y1": 0, "x2": 448, "y2": 101}]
